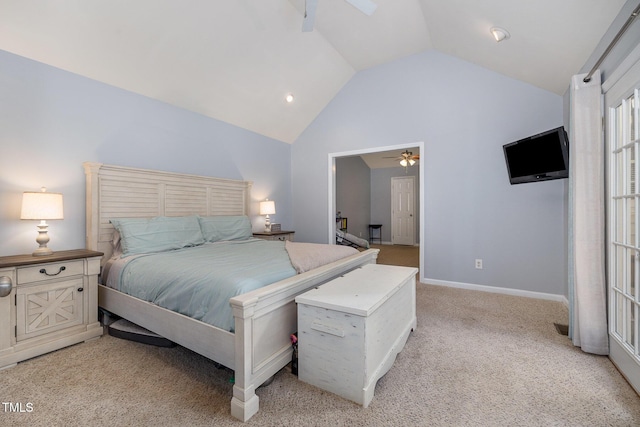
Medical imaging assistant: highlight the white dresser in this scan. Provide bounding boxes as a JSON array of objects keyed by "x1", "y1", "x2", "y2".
[{"x1": 295, "y1": 263, "x2": 418, "y2": 407}]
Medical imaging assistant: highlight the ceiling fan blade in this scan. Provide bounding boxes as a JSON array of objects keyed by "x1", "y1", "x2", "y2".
[
  {"x1": 302, "y1": 0, "x2": 318, "y2": 32},
  {"x1": 344, "y1": 0, "x2": 377, "y2": 15}
]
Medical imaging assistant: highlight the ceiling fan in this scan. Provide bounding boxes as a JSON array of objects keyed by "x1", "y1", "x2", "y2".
[
  {"x1": 302, "y1": 0, "x2": 377, "y2": 32},
  {"x1": 383, "y1": 150, "x2": 420, "y2": 167}
]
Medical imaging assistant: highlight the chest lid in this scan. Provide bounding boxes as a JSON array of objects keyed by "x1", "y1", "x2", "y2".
[{"x1": 296, "y1": 264, "x2": 417, "y2": 316}]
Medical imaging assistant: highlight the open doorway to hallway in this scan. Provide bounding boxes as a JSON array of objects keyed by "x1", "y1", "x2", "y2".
[{"x1": 328, "y1": 143, "x2": 424, "y2": 277}]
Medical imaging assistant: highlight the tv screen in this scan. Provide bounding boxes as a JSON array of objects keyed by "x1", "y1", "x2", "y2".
[{"x1": 503, "y1": 126, "x2": 569, "y2": 185}]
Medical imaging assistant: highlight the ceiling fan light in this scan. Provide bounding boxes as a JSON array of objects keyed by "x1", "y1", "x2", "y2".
[
  {"x1": 400, "y1": 159, "x2": 408, "y2": 167},
  {"x1": 409, "y1": 159, "x2": 415, "y2": 166},
  {"x1": 490, "y1": 27, "x2": 510, "y2": 42},
  {"x1": 285, "y1": 93, "x2": 294, "y2": 103}
]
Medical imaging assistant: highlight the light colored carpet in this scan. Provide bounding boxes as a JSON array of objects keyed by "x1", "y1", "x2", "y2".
[{"x1": 2, "y1": 281, "x2": 639, "y2": 426}]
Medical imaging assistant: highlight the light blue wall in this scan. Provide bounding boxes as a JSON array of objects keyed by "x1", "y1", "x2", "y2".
[
  {"x1": 0, "y1": 50, "x2": 292, "y2": 257},
  {"x1": 292, "y1": 50, "x2": 566, "y2": 295},
  {"x1": 1, "y1": 46, "x2": 569, "y2": 296}
]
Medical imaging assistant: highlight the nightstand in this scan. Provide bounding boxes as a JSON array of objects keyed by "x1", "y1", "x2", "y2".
[
  {"x1": 252, "y1": 231, "x2": 295, "y2": 242},
  {"x1": 0, "y1": 249, "x2": 104, "y2": 370}
]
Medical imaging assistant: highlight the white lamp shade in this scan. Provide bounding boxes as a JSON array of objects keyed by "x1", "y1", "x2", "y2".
[
  {"x1": 21, "y1": 191, "x2": 64, "y2": 220},
  {"x1": 259, "y1": 200, "x2": 276, "y2": 215}
]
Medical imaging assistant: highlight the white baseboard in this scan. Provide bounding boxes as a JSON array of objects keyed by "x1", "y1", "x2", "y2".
[{"x1": 422, "y1": 277, "x2": 569, "y2": 305}]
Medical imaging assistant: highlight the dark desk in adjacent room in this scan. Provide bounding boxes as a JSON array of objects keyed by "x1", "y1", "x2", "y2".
[{"x1": 368, "y1": 224, "x2": 382, "y2": 244}]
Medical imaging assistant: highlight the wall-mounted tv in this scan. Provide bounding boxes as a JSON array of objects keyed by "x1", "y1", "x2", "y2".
[{"x1": 503, "y1": 126, "x2": 569, "y2": 185}]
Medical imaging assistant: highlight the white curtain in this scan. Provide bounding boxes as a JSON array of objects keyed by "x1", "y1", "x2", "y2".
[{"x1": 568, "y1": 70, "x2": 608, "y2": 355}]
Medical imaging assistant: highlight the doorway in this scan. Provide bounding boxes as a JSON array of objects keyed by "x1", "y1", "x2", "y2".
[
  {"x1": 606, "y1": 53, "x2": 640, "y2": 394},
  {"x1": 328, "y1": 142, "x2": 424, "y2": 280}
]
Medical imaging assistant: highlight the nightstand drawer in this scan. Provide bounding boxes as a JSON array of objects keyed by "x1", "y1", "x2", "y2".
[
  {"x1": 252, "y1": 231, "x2": 295, "y2": 242},
  {"x1": 17, "y1": 259, "x2": 84, "y2": 285}
]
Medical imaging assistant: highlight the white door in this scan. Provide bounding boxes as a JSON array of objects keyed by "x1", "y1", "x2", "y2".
[
  {"x1": 391, "y1": 176, "x2": 415, "y2": 245},
  {"x1": 606, "y1": 59, "x2": 640, "y2": 394}
]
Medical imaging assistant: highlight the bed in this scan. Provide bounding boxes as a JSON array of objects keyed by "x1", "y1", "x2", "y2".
[{"x1": 83, "y1": 162, "x2": 379, "y2": 421}]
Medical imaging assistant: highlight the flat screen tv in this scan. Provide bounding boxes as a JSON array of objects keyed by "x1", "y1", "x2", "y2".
[{"x1": 503, "y1": 126, "x2": 569, "y2": 185}]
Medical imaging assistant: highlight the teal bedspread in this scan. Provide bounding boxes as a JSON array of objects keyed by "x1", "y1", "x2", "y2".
[{"x1": 112, "y1": 239, "x2": 297, "y2": 332}]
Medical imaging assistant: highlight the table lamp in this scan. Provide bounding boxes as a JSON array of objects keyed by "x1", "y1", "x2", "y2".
[
  {"x1": 259, "y1": 199, "x2": 276, "y2": 232},
  {"x1": 21, "y1": 187, "x2": 64, "y2": 256}
]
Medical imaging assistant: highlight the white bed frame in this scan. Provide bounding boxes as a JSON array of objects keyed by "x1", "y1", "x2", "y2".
[{"x1": 83, "y1": 162, "x2": 379, "y2": 421}]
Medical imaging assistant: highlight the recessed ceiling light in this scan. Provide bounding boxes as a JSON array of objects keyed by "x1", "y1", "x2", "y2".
[
  {"x1": 285, "y1": 93, "x2": 294, "y2": 103},
  {"x1": 490, "y1": 27, "x2": 510, "y2": 42}
]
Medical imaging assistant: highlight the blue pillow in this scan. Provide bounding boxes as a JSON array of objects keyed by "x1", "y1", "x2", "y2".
[
  {"x1": 110, "y1": 215, "x2": 205, "y2": 256},
  {"x1": 198, "y1": 215, "x2": 252, "y2": 242}
]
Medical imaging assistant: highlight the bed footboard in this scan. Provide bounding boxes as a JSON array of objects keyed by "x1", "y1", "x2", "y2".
[{"x1": 229, "y1": 248, "x2": 378, "y2": 421}]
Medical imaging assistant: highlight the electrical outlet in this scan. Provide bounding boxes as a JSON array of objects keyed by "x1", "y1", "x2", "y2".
[{"x1": 475, "y1": 259, "x2": 483, "y2": 269}]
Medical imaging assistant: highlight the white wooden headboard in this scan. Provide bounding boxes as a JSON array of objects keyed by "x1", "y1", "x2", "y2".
[{"x1": 84, "y1": 162, "x2": 252, "y2": 263}]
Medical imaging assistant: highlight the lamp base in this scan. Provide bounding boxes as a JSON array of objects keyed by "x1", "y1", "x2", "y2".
[
  {"x1": 32, "y1": 221, "x2": 53, "y2": 256},
  {"x1": 32, "y1": 246, "x2": 53, "y2": 257}
]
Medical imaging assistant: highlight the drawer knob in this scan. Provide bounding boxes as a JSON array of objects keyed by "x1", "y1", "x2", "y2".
[
  {"x1": 39, "y1": 266, "x2": 66, "y2": 276},
  {"x1": 0, "y1": 276, "x2": 12, "y2": 298},
  {"x1": 77, "y1": 287, "x2": 84, "y2": 292}
]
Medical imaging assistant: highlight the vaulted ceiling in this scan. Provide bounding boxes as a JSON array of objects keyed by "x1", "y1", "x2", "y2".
[{"x1": 0, "y1": 0, "x2": 627, "y2": 143}]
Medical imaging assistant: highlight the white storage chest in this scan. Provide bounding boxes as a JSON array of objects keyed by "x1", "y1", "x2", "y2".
[{"x1": 295, "y1": 263, "x2": 418, "y2": 407}]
